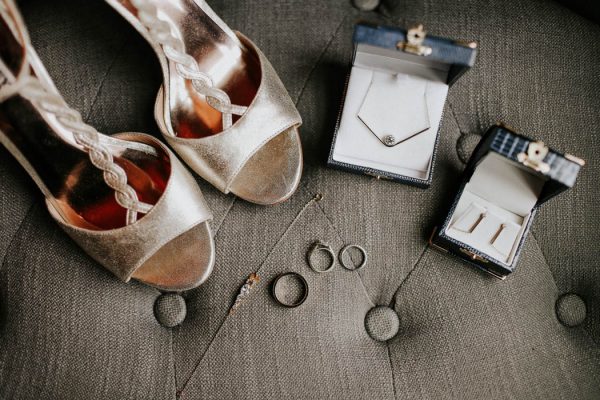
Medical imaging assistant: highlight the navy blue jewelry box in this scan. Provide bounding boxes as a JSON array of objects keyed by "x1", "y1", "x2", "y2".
[
  {"x1": 328, "y1": 23, "x2": 477, "y2": 188},
  {"x1": 431, "y1": 124, "x2": 585, "y2": 279}
]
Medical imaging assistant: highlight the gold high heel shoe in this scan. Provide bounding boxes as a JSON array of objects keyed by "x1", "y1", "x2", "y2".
[
  {"x1": 0, "y1": 0, "x2": 215, "y2": 291},
  {"x1": 107, "y1": 0, "x2": 303, "y2": 205}
]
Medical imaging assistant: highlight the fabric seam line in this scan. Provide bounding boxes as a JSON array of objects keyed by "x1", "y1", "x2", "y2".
[
  {"x1": 293, "y1": 13, "x2": 348, "y2": 106},
  {"x1": 530, "y1": 231, "x2": 600, "y2": 349},
  {"x1": 83, "y1": 41, "x2": 127, "y2": 123},
  {"x1": 177, "y1": 191, "x2": 319, "y2": 392},
  {"x1": 0, "y1": 201, "x2": 36, "y2": 274}
]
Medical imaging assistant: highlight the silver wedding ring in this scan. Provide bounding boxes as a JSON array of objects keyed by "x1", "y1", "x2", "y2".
[
  {"x1": 307, "y1": 241, "x2": 336, "y2": 273},
  {"x1": 270, "y1": 272, "x2": 309, "y2": 308},
  {"x1": 339, "y1": 244, "x2": 368, "y2": 271}
]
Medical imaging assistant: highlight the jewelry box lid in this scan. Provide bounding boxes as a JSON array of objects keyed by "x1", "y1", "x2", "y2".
[
  {"x1": 352, "y1": 23, "x2": 477, "y2": 84},
  {"x1": 465, "y1": 124, "x2": 585, "y2": 206}
]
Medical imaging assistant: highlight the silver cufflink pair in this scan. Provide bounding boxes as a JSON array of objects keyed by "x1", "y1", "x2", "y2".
[{"x1": 307, "y1": 241, "x2": 368, "y2": 273}]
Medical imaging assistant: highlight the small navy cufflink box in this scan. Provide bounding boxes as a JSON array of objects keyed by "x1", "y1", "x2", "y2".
[
  {"x1": 431, "y1": 124, "x2": 585, "y2": 279},
  {"x1": 328, "y1": 23, "x2": 477, "y2": 188}
]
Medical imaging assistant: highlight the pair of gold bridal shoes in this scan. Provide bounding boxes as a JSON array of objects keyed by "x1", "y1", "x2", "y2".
[{"x1": 0, "y1": 0, "x2": 303, "y2": 290}]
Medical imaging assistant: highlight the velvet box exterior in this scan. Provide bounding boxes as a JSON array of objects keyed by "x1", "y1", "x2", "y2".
[
  {"x1": 431, "y1": 124, "x2": 584, "y2": 279},
  {"x1": 328, "y1": 23, "x2": 477, "y2": 188}
]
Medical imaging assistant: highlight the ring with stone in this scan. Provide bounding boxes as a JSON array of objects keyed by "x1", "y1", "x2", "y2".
[
  {"x1": 307, "y1": 241, "x2": 336, "y2": 273},
  {"x1": 270, "y1": 272, "x2": 309, "y2": 308},
  {"x1": 339, "y1": 244, "x2": 368, "y2": 271}
]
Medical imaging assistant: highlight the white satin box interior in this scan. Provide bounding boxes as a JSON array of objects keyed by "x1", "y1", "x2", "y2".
[
  {"x1": 445, "y1": 152, "x2": 542, "y2": 266},
  {"x1": 431, "y1": 125, "x2": 584, "y2": 279},
  {"x1": 328, "y1": 23, "x2": 477, "y2": 188}
]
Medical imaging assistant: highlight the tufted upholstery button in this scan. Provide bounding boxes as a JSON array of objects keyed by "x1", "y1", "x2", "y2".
[
  {"x1": 556, "y1": 293, "x2": 586, "y2": 327},
  {"x1": 154, "y1": 293, "x2": 187, "y2": 328},
  {"x1": 365, "y1": 306, "x2": 400, "y2": 342},
  {"x1": 456, "y1": 133, "x2": 482, "y2": 164},
  {"x1": 352, "y1": 0, "x2": 380, "y2": 11}
]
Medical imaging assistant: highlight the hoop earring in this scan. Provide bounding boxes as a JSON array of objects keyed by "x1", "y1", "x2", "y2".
[
  {"x1": 307, "y1": 241, "x2": 336, "y2": 273},
  {"x1": 339, "y1": 244, "x2": 368, "y2": 271}
]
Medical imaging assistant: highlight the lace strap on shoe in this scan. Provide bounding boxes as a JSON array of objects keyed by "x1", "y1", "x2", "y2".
[
  {"x1": 130, "y1": 0, "x2": 248, "y2": 130},
  {"x1": 0, "y1": 0, "x2": 152, "y2": 225}
]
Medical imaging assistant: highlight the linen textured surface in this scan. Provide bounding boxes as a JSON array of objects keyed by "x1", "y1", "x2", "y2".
[{"x1": 0, "y1": 0, "x2": 599, "y2": 399}]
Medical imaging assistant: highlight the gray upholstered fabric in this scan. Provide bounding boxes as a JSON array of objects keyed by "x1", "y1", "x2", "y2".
[
  {"x1": 0, "y1": 0, "x2": 599, "y2": 399},
  {"x1": 456, "y1": 133, "x2": 482, "y2": 164}
]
